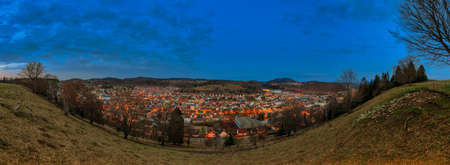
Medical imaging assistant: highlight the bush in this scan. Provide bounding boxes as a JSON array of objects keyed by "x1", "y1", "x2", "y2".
[
  {"x1": 276, "y1": 128, "x2": 286, "y2": 136},
  {"x1": 0, "y1": 138, "x2": 8, "y2": 149},
  {"x1": 224, "y1": 134, "x2": 235, "y2": 146},
  {"x1": 204, "y1": 138, "x2": 215, "y2": 147}
]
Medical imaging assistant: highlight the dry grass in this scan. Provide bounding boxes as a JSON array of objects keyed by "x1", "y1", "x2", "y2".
[
  {"x1": 0, "y1": 81, "x2": 449, "y2": 165},
  {"x1": 0, "y1": 83, "x2": 204, "y2": 165}
]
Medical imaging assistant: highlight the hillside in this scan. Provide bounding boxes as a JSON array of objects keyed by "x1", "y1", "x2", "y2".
[
  {"x1": 0, "y1": 81, "x2": 449, "y2": 164},
  {"x1": 267, "y1": 78, "x2": 297, "y2": 84},
  {"x1": 264, "y1": 81, "x2": 346, "y2": 94},
  {"x1": 80, "y1": 77, "x2": 345, "y2": 94},
  {"x1": 0, "y1": 83, "x2": 202, "y2": 164}
]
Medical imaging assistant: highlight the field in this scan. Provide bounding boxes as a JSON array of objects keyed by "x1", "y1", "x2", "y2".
[{"x1": 0, "y1": 81, "x2": 449, "y2": 164}]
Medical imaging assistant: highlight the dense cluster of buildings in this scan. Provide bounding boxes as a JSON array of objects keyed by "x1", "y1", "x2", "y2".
[
  {"x1": 91, "y1": 86, "x2": 334, "y2": 140},
  {"x1": 94, "y1": 86, "x2": 329, "y2": 121}
]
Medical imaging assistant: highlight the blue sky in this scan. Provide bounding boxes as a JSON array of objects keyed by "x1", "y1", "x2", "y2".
[{"x1": 0, "y1": 0, "x2": 449, "y2": 81}]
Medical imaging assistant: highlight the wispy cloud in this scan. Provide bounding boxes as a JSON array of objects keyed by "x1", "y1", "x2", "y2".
[
  {"x1": 0, "y1": 62, "x2": 26, "y2": 70},
  {"x1": 0, "y1": 62, "x2": 25, "y2": 77}
]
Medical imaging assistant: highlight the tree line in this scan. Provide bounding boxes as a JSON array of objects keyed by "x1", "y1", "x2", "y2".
[
  {"x1": 2, "y1": 62, "x2": 187, "y2": 144},
  {"x1": 1, "y1": 62, "x2": 105, "y2": 126},
  {"x1": 61, "y1": 80, "x2": 105, "y2": 125},
  {"x1": 324, "y1": 59, "x2": 428, "y2": 122}
]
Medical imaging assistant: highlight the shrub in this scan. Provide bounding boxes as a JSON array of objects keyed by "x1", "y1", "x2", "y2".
[
  {"x1": 0, "y1": 138, "x2": 8, "y2": 149},
  {"x1": 224, "y1": 134, "x2": 235, "y2": 146},
  {"x1": 276, "y1": 128, "x2": 286, "y2": 136}
]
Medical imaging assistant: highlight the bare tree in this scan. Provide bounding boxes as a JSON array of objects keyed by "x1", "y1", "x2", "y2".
[
  {"x1": 338, "y1": 69, "x2": 357, "y2": 111},
  {"x1": 61, "y1": 80, "x2": 84, "y2": 115},
  {"x1": 60, "y1": 80, "x2": 104, "y2": 123},
  {"x1": 397, "y1": 56, "x2": 421, "y2": 69},
  {"x1": 19, "y1": 62, "x2": 45, "y2": 80},
  {"x1": 18, "y1": 62, "x2": 48, "y2": 94},
  {"x1": 338, "y1": 69, "x2": 357, "y2": 89},
  {"x1": 394, "y1": 0, "x2": 450, "y2": 65},
  {"x1": 111, "y1": 87, "x2": 143, "y2": 139},
  {"x1": 81, "y1": 87, "x2": 104, "y2": 125}
]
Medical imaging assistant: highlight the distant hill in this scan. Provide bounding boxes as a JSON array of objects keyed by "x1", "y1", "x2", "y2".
[
  {"x1": 78, "y1": 77, "x2": 345, "y2": 94},
  {"x1": 82, "y1": 77, "x2": 262, "y2": 93},
  {"x1": 84, "y1": 77, "x2": 223, "y2": 88},
  {"x1": 1, "y1": 81, "x2": 449, "y2": 164},
  {"x1": 298, "y1": 81, "x2": 347, "y2": 93},
  {"x1": 263, "y1": 80, "x2": 346, "y2": 94},
  {"x1": 267, "y1": 78, "x2": 297, "y2": 84}
]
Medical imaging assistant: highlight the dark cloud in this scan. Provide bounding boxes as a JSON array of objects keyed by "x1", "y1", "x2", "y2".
[
  {"x1": 284, "y1": 0, "x2": 402, "y2": 27},
  {"x1": 0, "y1": 0, "x2": 213, "y2": 68}
]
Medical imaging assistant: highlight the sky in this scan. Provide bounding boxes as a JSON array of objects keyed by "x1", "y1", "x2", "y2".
[{"x1": 0, "y1": 0, "x2": 449, "y2": 81}]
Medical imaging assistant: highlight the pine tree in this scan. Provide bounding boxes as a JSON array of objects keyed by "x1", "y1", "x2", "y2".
[
  {"x1": 323, "y1": 97, "x2": 338, "y2": 121},
  {"x1": 406, "y1": 61, "x2": 417, "y2": 83},
  {"x1": 417, "y1": 65, "x2": 428, "y2": 82},
  {"x1": 168, "y1": 108, "x2": 184, "y2": 145},
  {"x1": 371, "y1": 75, "x2": 381, "y2": 97},
  {"x1": 357, "y1": 77, "x2": 370, "y2": 103},
  {"x1": 381, "y1": 72, "x2": 391, "y2": 90},
  {"x1": 392, "y1": 65, "x2": 407, "y2": 86}
]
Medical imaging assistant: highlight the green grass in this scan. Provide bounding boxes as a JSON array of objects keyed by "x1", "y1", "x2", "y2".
[
  {"x1": 0, "y1": 81, "x2": 449, "y2": 165},
  {"x1": 443, "y1": 84, "x2": 450, "y2": 91}
]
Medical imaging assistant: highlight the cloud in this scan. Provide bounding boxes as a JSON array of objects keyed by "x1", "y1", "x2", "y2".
[
  {"x1": 0, "y1": 62, "x2": 25, "y2": 77},
  {"x1": 0, "y1": 70, "x2": 17, "y2": 77},
  {"x1": 281, "y1": 0, "x2": 404, "y2": 58},
  {"x1": 0, "y1": 62, "x2": 26, "y2": 70},
  {"x1": 284, "y1": 0, "x2": 402, "y2": 27},
  {"x1": 0, "y1": 0, "x2": 213, "y2": 67}
]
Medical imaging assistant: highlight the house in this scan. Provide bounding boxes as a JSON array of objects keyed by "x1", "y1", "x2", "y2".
[
  {"x1": 236, "y1": 128, "x2": 247, "y2": 137},
  {"x1": 191, "y1": 126, "x2": 209, "y2": 138},
  {"x1": 234, "y1": 116, "x2": 265, "y2": 129},
  {"x1": 219, "y1": 130, "x2": 229, "y2": 138}
]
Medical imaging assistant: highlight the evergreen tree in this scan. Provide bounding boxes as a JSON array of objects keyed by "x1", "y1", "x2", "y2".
[
  {"x1": 357, "y1": 77, "x2": 370, "y2": 103},
  {"x1": 381, "y1": 72, "x2": 391, "y2": 90},
  {"x1": 406, "y1": 61, "x2": 417, "y2": 83},
  {"x1": 392, "y1": 66, "x2": 407, "y2": 86},
  {"x1": 417, "y1": 65, "x2": 428, "y2": 82},
  {"x1": 168, "y1": 108, "x2": 184, "y2": 145},
  {"x1": 371, "y1": 75, "x2": 381, "y2": 97},
  {"x1": 325, "y1": 97, "x2": 338, "y2": 120}
]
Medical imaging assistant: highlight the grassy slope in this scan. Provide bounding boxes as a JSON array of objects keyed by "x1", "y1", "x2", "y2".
[
  {"x1": 0, "y1": 83, "x2": 203, "y2": 165},
  {"x1": 0, "y1": 81, "x2": 449, "y2": 165},
  {"x1": 207, "y1": 80, "x2": 450, "y2": 165}
]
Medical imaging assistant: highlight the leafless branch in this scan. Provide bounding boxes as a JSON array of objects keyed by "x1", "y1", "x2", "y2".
[{"x1": 395, "y1": 0, "x2": 450, "y2": 65}]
